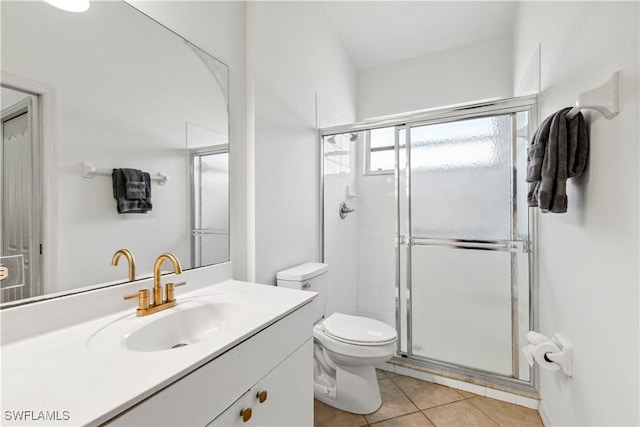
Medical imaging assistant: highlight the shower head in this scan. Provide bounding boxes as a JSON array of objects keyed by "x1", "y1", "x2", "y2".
[{"x1": 325, "y1": 133, "x2": 358, "y2": 144}]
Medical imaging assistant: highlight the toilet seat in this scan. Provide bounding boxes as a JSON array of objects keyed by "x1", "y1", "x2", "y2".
[
  {"x1": 321, "y1": 313, "x2": 397, "y2": 346},
  {"x1": 313, "y1": 324, "x2": 397, "y2": 364}
]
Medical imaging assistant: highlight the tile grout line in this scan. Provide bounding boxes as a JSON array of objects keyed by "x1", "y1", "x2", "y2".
[
  {"x1": 385, "y1": 375, "x2": 423, "y2": 413},
  {"x1": 369, "y1": 376, "x2": 422, "y2": 425},
  {"x1": 466, "y1": 397, "x2": 505, "y2": 427},
  {"x1": 367, "y1": 410, "x2": 425, "y2": 427},
  {"x1": 385, "y1": 373, "x2": 472, "y2": 427},
  {"x1": 388, "y1": 373, "x2": 472, "y2": 412},
  {"x1": 421, "y1": 410, "x2": 437, "y2": 427},
  {"x1": 359, "y1": 372, "x2": 540, "y2": 427}
]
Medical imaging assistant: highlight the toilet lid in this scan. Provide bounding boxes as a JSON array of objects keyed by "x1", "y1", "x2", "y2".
[{"x1": 322, "y1": 313, "x2": 397, "y2": 345}]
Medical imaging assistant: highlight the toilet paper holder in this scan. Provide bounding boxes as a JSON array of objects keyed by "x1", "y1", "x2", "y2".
[
  {"x1": 524, "y1": 331, "x2": 573, "y2": 377},
  {"x1": 545, "y1": 334, "x2": 573, "y2": 377}
]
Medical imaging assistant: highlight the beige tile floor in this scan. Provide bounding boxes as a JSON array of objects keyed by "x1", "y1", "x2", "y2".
[{"x1": 314, "y1": 370, "x2": 543, "y2": 427}]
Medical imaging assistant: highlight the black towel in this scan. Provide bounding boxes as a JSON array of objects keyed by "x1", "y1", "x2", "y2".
[
  {"x1": 526, "y1": 108, "x2": 589, "y2": 213},
  {"x1": 112, "y1": 168, "x2": 152, "y2": 214}
]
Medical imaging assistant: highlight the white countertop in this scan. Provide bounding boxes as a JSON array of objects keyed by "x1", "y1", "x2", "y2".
[{"x1": 1, "y1": 280, "x2": 316, "y2": 426}]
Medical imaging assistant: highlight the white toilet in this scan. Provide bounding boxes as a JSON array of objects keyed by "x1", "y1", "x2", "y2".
[{"x1": 277, "y1": 262, "x2": 397, "y2": 414}]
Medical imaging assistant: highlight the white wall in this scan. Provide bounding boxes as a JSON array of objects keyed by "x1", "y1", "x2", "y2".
[
  {"x1": 513, "y1": 2, "x2": 639, "y2": 425},
  {"x1": 249, "y1": 2, "x2": 357, "y2": 285},
  {"x1": 357, "y1": 35, "x2": 513, "y2": 120},
  {"x1": 129, "y1": 0, "x2": 248, "y2": 281}
]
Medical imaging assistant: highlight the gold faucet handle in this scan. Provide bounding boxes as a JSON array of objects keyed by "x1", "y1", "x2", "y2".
[
  {"x1": 165, "y1": 282, "x2": 187, "y2": 303},
  {"x1": 124, "y1": 289, "x2": 150, "y2": 311}
]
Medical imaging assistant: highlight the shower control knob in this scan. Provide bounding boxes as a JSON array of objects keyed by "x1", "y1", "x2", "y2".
[{"x1": 339, "y1": 201, "x2": 355, "y2": 219}]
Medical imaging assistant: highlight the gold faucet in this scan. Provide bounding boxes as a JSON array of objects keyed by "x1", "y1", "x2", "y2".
[
  {"x1": 124, "y1": 253, "x2": 186, "y2": 316},
  {"x1": 153, "y1": 253, "x2": 182, "y2": 306},
  {"x1": 111, "y1": 248, "x2": 136, "y2": 282}
]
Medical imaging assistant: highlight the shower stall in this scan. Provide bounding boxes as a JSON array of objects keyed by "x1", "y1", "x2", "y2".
[{"x1": 319, "y1": 96, "x2": 537, "y2": 391}]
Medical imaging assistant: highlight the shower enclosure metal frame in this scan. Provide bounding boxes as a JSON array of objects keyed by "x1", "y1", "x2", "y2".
[
  {"x1": 189, "y1": 144, "x2": 229, "y2": 269},
  {"x1": 318, "y1": 95, "x2": 538, "y2": 393}
]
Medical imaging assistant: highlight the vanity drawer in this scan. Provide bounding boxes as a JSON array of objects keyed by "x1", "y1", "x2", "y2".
[
  {"x1": 208, "y1": 339, "x2": 313, "y2": 427},
  {"x1": 106, "y1": 301, "x2": 314, "y2": 426}
]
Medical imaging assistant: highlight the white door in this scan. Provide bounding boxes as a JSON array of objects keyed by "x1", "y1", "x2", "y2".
[{"x1": 1, "y1": 96, "x2": 41, "y2": 303}]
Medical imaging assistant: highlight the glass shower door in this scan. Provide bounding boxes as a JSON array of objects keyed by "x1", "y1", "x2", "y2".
[
  {"x1": 191, "y1": 148, "x2": 229, "y2": 268},
  {"x1": 402, "y1": 112, "x2": 532, "y2": 380}
]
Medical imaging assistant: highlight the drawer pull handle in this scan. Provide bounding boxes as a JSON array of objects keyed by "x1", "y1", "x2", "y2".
[
  {"x1": 256, "y1": 390, "x2": 268, "y2": 403},
  {"x1": 240, "y1": 407, "x2": 252, "y2": 422}
]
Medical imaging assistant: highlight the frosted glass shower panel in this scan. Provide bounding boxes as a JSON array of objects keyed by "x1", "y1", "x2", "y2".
[
  {"x1": 410, "y1": 246, "x2": 512, "y2": 376},
  {"x1": 398, "y1": 127, "x2": 408, "y2": 353},
  {"x1": 516, "y1": 111, "x2": 530, "y2": 240},
  {"x1": 200, "y1": 153, "x2": 229, "y2": 265},
  {"x1": 517, "y1": 250, "x2": 531, "y2": 381},
  {"x1": 192, "y1": 151, "x2": 229, "y2": 267},
  {"x1": 409, "y1": 116, "x2": 512, "y2": 240}
]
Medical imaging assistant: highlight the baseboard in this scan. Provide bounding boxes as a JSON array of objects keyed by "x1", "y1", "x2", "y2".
[{"x1": 538, "y1": 400, "x2": 554, "y2": 427}]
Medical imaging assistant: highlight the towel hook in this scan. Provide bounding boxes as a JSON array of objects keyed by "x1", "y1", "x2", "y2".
[{"x1": 566, "y1": 71, "x2": 619, "y2": 120}]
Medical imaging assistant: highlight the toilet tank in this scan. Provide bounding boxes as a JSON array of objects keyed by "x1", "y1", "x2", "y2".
[{"x1": 277, "y1": 262, "x2": 328, "y2": 321}]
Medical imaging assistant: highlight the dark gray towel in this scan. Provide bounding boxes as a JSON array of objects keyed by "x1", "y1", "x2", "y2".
[
  {"x1": 126, "y1": 180, "x2": 146, "y2": 200},
  {"x1": 526, "y1": 108, "x2": 589, "y2": 213},
  {"x1": 567, "y1": 112, "x2": 589, "y2": 178},
  {"x1": 112, "y1": 168, "x2": 152, "y2": 214}
]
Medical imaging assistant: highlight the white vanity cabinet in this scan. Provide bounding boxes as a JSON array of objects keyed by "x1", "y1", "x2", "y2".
[
  {"x1": 107, "y1": 301, "x2": 315, "y2": 427},
  {"x1": 207, "y1": 339, "x2": 312, "y2": 426}
]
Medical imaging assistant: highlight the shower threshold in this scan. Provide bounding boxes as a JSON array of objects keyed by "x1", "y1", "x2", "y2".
[{"x1": 385, "y1": 354, "x2": 538, "y2": 398}]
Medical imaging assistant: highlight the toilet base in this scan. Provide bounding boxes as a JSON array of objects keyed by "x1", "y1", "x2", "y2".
[{"x1": 314, "y1": 363, "x2": 382, "y2": 414}]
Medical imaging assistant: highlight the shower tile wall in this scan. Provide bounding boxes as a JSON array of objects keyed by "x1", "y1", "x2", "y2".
[
  {"x1": 355, "y1": 171, "x2": 396, "y2": 328},
  {"x1": 323, "y1": 136, "x2": 358, "y2": 316}
]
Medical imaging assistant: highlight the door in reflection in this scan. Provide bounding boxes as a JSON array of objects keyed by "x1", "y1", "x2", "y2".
[{"x1": 1, "y1": 89, "x2": 41, "y2": 303}]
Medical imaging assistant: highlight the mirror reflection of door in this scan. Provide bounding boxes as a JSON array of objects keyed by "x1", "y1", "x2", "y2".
[
  {"x1": 190, "y1": 147, "x2": 229, "y2": 268},
  {"x1": 1, "y1": 87, "x2": 42, "y2": 303}
]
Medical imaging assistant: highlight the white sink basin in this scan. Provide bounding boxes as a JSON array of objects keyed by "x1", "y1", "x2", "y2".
[
  {"x1": 125, "y1": 301, "x2": 244, "y2": 352},
  {"x1": 88, "y1": 297, "x2": 251, "y2": 353}
]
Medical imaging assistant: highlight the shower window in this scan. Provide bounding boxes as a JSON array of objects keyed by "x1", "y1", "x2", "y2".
[{"x1": 364, "y1": 127, "x2": 395, "y2": 175}]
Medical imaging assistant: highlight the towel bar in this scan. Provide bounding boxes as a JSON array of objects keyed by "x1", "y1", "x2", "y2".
[
  {"x1": 82, "y1": 162, "x2": 169, "y2": 185},
  {"x1": 565, "y1": 71, "x2": 619, "y2": 120}
]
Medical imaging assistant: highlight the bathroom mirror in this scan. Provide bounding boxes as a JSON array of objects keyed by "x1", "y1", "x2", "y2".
[{"x1": 0, "y1": 1, "x2": 229, "y2": 306}]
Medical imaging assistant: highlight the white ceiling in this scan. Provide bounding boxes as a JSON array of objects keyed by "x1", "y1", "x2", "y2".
[{"x1": 322, "y1": 1, "x2": 519, "y2": 70}]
